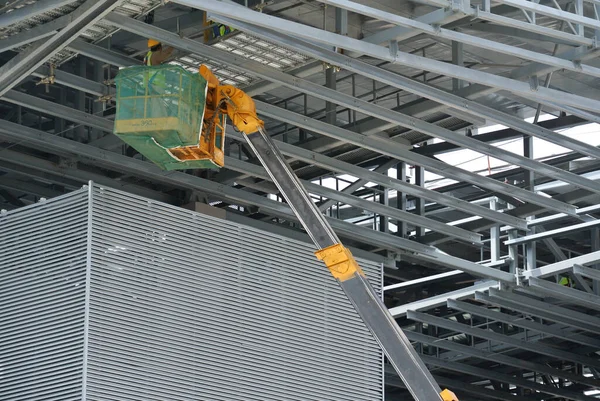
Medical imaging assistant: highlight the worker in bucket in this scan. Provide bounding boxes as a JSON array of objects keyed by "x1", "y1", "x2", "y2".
[
  {"x1": 142, "y1": 39, "x2": 177, "y2": 118},
  {"x1": 144, "y1": 39, "x2": 174, "y2": 66}
]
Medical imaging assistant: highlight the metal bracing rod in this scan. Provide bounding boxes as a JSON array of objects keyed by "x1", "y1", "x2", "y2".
[
  {"x1": 505, "y1": 219, "x2": 600, "y2": 246},
  {"x1": 216, "y1": 16, "x2": 600, "y2": 165},
  {"x1": 227, "y1": 128, "x2": 528, "y2": 229},
  {"x1": 0, "y1": 0, "x2": 76, "y2": 29},
  {"x1": 245, "y1": 127, "x2": 445, "y2": 401},
  {"x1": 521, "y1": 204, "x2": 600, "y2": 228},
  {"x1": 224, "y1": 156, "x2": 482, "y2": 243},
  {"x1": 406, "y1": 330, "x2": 600, "y2": 389},
  {"x1": 0, "y1": 0, "x2": 122, "y2": 98},
  {"x1": 407, "y1": 309, "x2": 600, "y2": 369},
  {"x1": 528, "y1": 277, "x2": 600, "y2": 312},
  {"x1": 31, "y1": 65, "x2": 109, "y2": 98},
  {"x1": 497, "y1": 0, "x2": 600, "y2": 29},
  {"x1": 447, "y1": 299, "x2": 600, "y2": 348},
  {"x1": 107, "y1": 14, "x2": 579, "y2": 216},
  {"x1": 419, "y1": 354, "x2": 598, "y2": 401},
  {"x1": 193, "y1": 2, "x2": 600, "y2": 113},
  {"x1": 526, "y1": 250, "x2": 600, "y2": 278},
  {"x1": 356, "y1": 46, "x2": 595, "y2": 142},
  {"x1": 388, "y1": 281, "x2": 500, "y2": 317},
  {"x1": 316, "y1": 0, "x2": 600, "y2": 81},
  {"x1": 481, "y1": 288, "x2": 600, "y2": 334},
  {"x1": 0, "y1": 119, "x2": 514, "y2": 283},
  {"x1": 318, "y1": 159, "x2": 398, "y2": 212},
  {"x1": 474, "y1": 10, "x2": 594, "y2": 47},
  {"x1": 254, "y1": 103, "x2": 575, "y2": 218}
]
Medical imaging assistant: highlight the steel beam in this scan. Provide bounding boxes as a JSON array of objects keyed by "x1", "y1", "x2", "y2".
[
  {"x1": 317, "y1": 0, "x2": 600, "y2": 81},
  {"x1": 388, "y1": 281, "x2": 500, "y2": 317},
  {"x1": 349, "y1": 8, "x2": 464, "y2": 53},
  {"x1": 0, "y1": 0, "x2": 121, "y2": 97},
  {"x1": 31, "y1": 65, "x2": 109, "y2": 98},
  {"x1": 193, "y1": 1, "x2": 600, "y2": 113},
  {"x1": 108, "y1": 13, "x2": 580, "y2": 216},
  {"x1": 2, "y1": 90, "x2": 113, "y2": 133},
  {"x1": 498, "y1": 0, "x2": 600, "y2": 29},
  {"x1": 524, "y1": 204, "x2": 600, "y2": 228},
  {"x1": 464, "y1": 19, "x2": 594, "y2": 47},
  {"x1": 482, "y1": 288, "x2": 600, "y2": 335},
  {"x1": 215, "y1": 16, "x2": 600, "y2": 163},
  {"x1": 406, "y1": 330, "x2": 600, "y2": 388},
  {"x1": 318, "y1": 159, "x2": 397, "y2": 212},
  {"x1": 574, "y1": 264, "x2": 600, "y2": 282},
  {"x1": 505, "y1": 219, "x2": 600, "y2": 246},
  {"x1": 528, "y1": 276, "x2": 600, "y2": 312},
  {"x1": 0, "y1": 14, "x2": 71, "y2": 53},
  {"x1": 254, "y1": 102, "x2": 574, "y2": 217},
  {"x1": 0, "y1": 150, "x2": 176, "y2": 203},
  {"x1": 224, "y1": 156, "x2": 482, "y2": 243},
  {"x1": 526, "y1": 251, "x2": 600, "y2": 278},
  {"x1": 407, "y1": 310, "x2": 600, "y2": 369},
  {"x1": 384, "y1": 270, "x2": 464, "y2": 292},
  {"x1": 352, "y1": 45, "x2": 595, "y2": 141},
  {"x1": 419, "y1": 354, "x2": 597, "y2": 401},
  {"x1": 386, "y1": 371, "x2": 527, "y2": 401},
  {"x1": 0, "y1": 119, "x2": 515, "y2": 282},
  {"x1": 448, "y1": 298, "x2": 600, "y2": 348},
  {"x1": 0, "y1": 0, "x2": 75, "y2": 29},
  {"x1": 226, "y1": 129, "x2": 527, "y2": 229},
  {"x1": 67, "y1": 39, "x2": 134, "y2": 67}
]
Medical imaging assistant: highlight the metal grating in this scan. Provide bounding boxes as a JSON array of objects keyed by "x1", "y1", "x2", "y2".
[
  {"x1": 0, "y1": 190, "x2": 90, "y2": 401},
  {"x1": 0, "y1": 0, "x2": 164, "y2": 65},
  {"x1": 171, "y1": 32, "x2": 312, "y2": 87},
  {"x1": 1, "y1": 183, "x2": 384, "y2": 400}
]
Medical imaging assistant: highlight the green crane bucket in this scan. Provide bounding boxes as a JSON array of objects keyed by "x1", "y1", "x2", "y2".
[{"x1": 113, "y1": 65, "x2": 219, "y2": 170}]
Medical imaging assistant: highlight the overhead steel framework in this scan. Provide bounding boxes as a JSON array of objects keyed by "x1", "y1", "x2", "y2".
[{"x1": 1, "y1": 0, "x2": 600, "y2": 400}]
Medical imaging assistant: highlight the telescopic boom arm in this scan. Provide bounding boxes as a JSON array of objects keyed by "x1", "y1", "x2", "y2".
[{"x1": 200, "y1": 65, "x2": 458, "y2": 401}]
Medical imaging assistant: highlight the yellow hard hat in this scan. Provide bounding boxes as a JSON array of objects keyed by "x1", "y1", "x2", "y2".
[{"x1": 148, "y1": 39, "x2": 160, "y2": 48}]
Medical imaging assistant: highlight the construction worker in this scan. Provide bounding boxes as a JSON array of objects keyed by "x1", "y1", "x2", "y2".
[
  {"x1": 143, "y1": 39, "x2": 174, "y2": 66},
  {"x1": 559, "y1": 275, "x2": 574, "y2": 287},
  {"x1": 144, "y1": 39, "x2": 174, "y2": 95},
  {"x1": 209, "y1": 21, "x2": 235, "y2": 39}
]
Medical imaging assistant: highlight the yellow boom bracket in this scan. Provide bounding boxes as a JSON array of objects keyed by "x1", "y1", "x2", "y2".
[
  {"x1": 315, "y1": 244, "x2": 366, "y2": 282},
  {"x1": 441, "y1": 389, "x2": 459, "y2": 401}
]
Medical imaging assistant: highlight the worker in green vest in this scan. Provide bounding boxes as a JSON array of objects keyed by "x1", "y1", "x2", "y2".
[
  {"x1": 144, "y1": 39, "x2": 174, "y2": 66},
  {"x1": 559, "y1": 275, "x2": 574, "y2": 287},
  {"x1": 143, "y1": 39, "x2": 176, "y2": 116},
  {"x1": 143, "y1": 39, "x2": 175, "y2": 95}
]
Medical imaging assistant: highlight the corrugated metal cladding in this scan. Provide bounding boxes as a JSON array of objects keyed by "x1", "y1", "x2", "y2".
[
  {"x1": 0, "y1": 190, "x2": 90, "y2": 401},
  {"x1": 1, "y1": 183, "x2": 384, "y2": 401}
]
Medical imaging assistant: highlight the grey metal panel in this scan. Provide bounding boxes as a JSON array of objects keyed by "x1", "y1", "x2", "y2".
[
  {"x1": 0, "y1": 190, "x2": 89, "y2": 401},
  {"x1": 85, "y1": 185, "x2": 384, "y2": 400},
  {"x1": 1, "y1": 184, "x2": 383, "y2": 400}
]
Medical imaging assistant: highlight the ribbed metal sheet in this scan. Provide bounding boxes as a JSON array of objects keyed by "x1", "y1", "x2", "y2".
[
  {"x1": 1, "y1": 183, "x2": 383, "y2": 400},
  {"x1": 0, "y1": 190, "x2": 90, "y2": 401}
]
